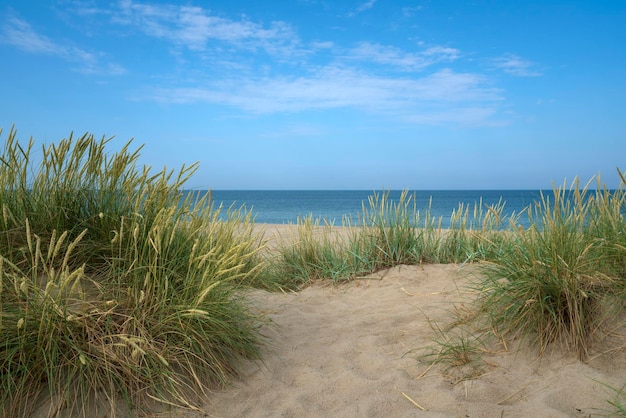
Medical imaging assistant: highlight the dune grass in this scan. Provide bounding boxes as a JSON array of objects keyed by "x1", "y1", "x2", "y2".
[
  {"x1": 0, "y1": 127, "x2": 265, "y2": 416},
  {"x1": 268, "y1": 216, "x2": 356, "y2": 286},
  {"x1": 2, "y1": 124, "x2": 625, "y2": 415},
  {"x1": 271, "y1": 189, "x2": 509, "y2": 285},
  {"x1": 475, "y1": 176, "x2": 626, "y2": 359},
  {"x1": 412, "y1": 313, "x2": 493, "y2": 384},
  {"x1": 600, "y1": 381, "x2": 626, "y2": 416}
]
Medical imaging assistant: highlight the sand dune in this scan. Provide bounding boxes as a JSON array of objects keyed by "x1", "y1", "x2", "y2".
[{"x1": 31, "y1": 224, "x2": 626, "y2": 417}]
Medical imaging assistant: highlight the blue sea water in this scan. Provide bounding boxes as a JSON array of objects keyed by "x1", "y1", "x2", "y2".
[{"x1": 187, "y1": 190, "x2": 549, "y2": 229}]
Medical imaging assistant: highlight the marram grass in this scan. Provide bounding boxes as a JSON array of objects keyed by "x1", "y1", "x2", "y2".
[
  {"x1": 475, "y1": 176, "x2": 626, "y2": 359},
  {"x1": 0, "y1": 127, "x2": 264, "y2": 416},
  {"x1": 272, "y1": 190, "x2": 509, "y2": 285},
  {"x1": 2, "y1": 125, "x2": 625, "y2": 414},
  {"x1": 271, "y1": 216, "x2": 356, "y2": 285}
]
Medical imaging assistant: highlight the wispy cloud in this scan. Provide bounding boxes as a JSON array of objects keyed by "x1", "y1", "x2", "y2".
[
  {"x1": 405, "y1": 106, "x2": 502, "y2": 126},
  {"x1": 492, "y1": 54, "x2": 542, "y2": 77},
  {"x1": 40, "y1": 1, "x2": 509, "y2": 126},
  {"x1": 141, "y1": 67, "x2": 502, "y2": 125},
  {"x1": 347, "y1": 0, "x2": 377, "y2": 17},
  {"x1": 356, "y1": 0, "x2": 377, "y2": 13},
  {"x1": 2, "y1": 15, "x2": 61, "y2": 54},
  {"x1": 345, "y1": 42, "x2": 460, "y2": 71},
  {"x1": 310, "y1": 41, "x2": 334, "y2": 50},
  {"x1": 114, "y1": 0, "x2": 299, "y2": 54},
  {"x1": 1, "y1": 15, "x2": 125, "y2": 75},
  {"x1": 401, "y1": 6, "x2": 423, "y2": 17}
]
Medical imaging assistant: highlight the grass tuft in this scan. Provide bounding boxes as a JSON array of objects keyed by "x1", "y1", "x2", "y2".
[
  {"x1": 272, "y1": 189, "x2": 511, "y2": 286},
  {"x1": 475, "y1": 176, "x2": 626, "y2": 359},
  {"x1": 410, "y1": 312, "x2": 493, "y2": 385},
  {"x1": 0, "y1": 127, "x2": 264, "y2": 416}
]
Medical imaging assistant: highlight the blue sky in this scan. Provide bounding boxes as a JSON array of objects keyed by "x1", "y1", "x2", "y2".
[{"x1": 1, "y1": 0, "x2": 624, "y2": 190}]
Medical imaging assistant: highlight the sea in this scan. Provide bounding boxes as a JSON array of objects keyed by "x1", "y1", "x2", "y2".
[{"x1": 185, "y1": 190, "x2": 552, "y2": 229}]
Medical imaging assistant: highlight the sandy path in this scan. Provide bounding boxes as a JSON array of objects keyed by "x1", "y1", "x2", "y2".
[{"x1": 198, "y1": 262, "x2": 626, "y2": 417}]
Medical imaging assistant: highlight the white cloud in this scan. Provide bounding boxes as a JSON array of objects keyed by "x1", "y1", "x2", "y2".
[
  {"x1": 346, "y1": 42, "x2": 460, "y2": 71},
  {"x1": 401, "y1": 6, "x2": 423, "y2": 17},
  {"x1": 310, "y1": 41, "x2": 334, "y2": 50},
  {"x1": 2, "y1": 16, "x2": 61, "y2": 54},
  {"x1": 114, "y1": 0, "x2": 299, "y2": 54},
  {"x1": 493, "y1": 54, "x2": 542, "y2": 77},
  {"x1": 142, "y1": 67, "x2": 502, "y2": 126},
  {"x1": 405, "y1": 106, "x2": 503, "y2": 126},
  {"x1": 348, "y1": 0, "x2": 377, "y2": 17},
  {"x1": 356, "y1": 0, "x2": 377, "y2": 13},
  {"x1": 1, "y1": 15, "x2": 125, "y2": 75},
  {"x1": 35, "y1": 1, "x2": 507, "y2": 126}
]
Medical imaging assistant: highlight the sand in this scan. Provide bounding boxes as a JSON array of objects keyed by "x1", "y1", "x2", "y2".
[
  {"x1": 188, "y1": 224, "x2": 626, "y2": 418},
  {"x1": 32, "y1": 224, "x2": 626, "y2": 417}
]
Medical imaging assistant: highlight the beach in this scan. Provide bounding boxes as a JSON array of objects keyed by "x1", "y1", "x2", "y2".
[
  {"x1": 28, "y1": 223, "x2": 626, "y2": 418},
  {"x1": 193, "y1": 224, "x2": 626, "y2": 418}
]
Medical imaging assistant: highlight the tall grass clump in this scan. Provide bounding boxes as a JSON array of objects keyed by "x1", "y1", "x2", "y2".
[
  {"x1": 269, "y1": 216, "x2": 352, "y2": 286},
  {"x1": 436, "y1": 198, "x2": 511, "y2": 264},
  {"x1": 355, "y1": 191, "x2": 511, "y2": 267},
  {"x1": 272, "y1": 190, "x2": 511, "y2": 286},
  {"x1": 354, "y1": 190, "x2": 424, "y2": 268},
  {"x1": 0, "y1": 127, "x2": 264, "y2": 416},
  {"x1": 272, "y1": 191, "x2": 428, "y2": 285},
  {"x1": 475, "y1": 175, "x2": 626, "y2": 359},
  {"x1": 585, "y1": 169, "x2": 626, "y2": 280}
]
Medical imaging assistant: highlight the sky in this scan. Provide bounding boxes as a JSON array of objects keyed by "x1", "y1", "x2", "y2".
[{"x1": 0, "y1": 0, "x2": 624, "y2": 190}]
